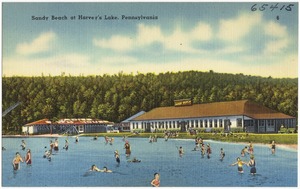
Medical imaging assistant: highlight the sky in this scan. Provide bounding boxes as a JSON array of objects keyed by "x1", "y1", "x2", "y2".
[{"x1": 2, "y1": 2, "x2": 298, "y2": 78}]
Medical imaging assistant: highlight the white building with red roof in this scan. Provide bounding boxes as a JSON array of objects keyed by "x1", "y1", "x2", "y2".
[
  {"x1": 22, "y1": 118, "x2": 114, "y2": 135},
  {"x1": 130, "y1": 100, "x2": 296, "y2": 133}
]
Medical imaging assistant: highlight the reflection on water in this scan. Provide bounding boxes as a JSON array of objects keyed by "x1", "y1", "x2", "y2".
[{"x1": 2, "y1": 137, "x2": 297, "y2": 187}]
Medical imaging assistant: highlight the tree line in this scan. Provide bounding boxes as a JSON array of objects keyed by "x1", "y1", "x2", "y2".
[{"x1": 2, "y1": 71, "x2": 298, "y2": 134}]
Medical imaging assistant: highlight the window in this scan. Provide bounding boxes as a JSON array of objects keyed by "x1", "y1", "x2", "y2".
[
  {"x1": 214, "y1": 119, "x2": 218, "y2": 128},
  {"x1": 209, "y1": 120, "x2": 213, "y2": 128},
  {"x1": 205, "y1": 120, "x2": 208, "y2": 128},
  {"x1": 195, "y1": 120, "x2": 199, "y2": 128},
  {"x1": 191, "y1": 120, "x2": 194, "y2": 127},
  {"x1": 219, "y1": 119, "x2": 223, "y2": 127},
  {"x1": 237, "y1": 118, "x2": 243, "y2": 127},
  {"x1": 200, "y1": 120, "x2": 203, "y2": 128}
]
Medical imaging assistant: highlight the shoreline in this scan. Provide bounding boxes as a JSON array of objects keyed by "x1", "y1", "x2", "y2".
[{"x1": 2, "y1": 134, "x2": 298, "y2": 151}]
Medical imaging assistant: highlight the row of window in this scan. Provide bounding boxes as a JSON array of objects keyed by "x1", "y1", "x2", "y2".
[{"x1": 132, "y1": 119, "x2": 233, "y2": 130}]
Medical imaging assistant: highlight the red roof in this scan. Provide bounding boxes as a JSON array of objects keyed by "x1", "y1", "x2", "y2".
[
  {"x1": 25, "y1": 118, "x2": 52, "y2": 126},
  {"x1": 25, "y1": 118, "x2": 113, "y2": 126},
  {"x1": 133, "y1": 100, "x2": 294, "y2": 121}
]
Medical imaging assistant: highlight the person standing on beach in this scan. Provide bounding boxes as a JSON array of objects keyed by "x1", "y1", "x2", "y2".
[
  {"x1": 151, "y1": 173, "x2": 160, "y2": 187},
  {"x1": 271, "y1": 141, "x2": 276, "y2": 154},
  {"x1": 25, "y1": 149, "x2": 32, "y2": 165},
  {"x1": 12, "y1": 152, "x2": 24, "y2": 170}
]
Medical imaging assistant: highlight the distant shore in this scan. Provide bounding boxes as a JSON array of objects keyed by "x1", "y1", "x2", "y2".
[{"x1": 2, "y1": 133, "x2": 298, "y2": 151}]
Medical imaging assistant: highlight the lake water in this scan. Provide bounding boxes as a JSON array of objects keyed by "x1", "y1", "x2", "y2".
[{"x1": 1, "y1": 136, "x2": 298, "y2": 187}]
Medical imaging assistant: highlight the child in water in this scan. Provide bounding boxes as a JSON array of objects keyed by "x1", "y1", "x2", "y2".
[{"x1": 151, "y1": 173, "x2": 160, "y2": 187}]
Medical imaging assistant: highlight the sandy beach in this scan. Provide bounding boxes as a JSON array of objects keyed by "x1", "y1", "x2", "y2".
[{"x1": 2, "y1": 134, "x2": 298, "y2": 151}]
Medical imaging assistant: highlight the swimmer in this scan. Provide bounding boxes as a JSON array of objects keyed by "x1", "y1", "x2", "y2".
[
  {"x1": 178, "y1": 146, "x2": 184, "y2": 157},
  {"x1": 128, "y1": 157, "x2": 141, "y2": 163},
  {"x1": 90, "y1": 164, "x2": 101, "y2": 172},
  {"x1": 206, "y1": 144, "x2": 211, "y2": 159},
  {"x1": 100, "y1": 166, "x2": 112, "y2": 173},
  {"x1": 248, "y1": 141, "x2": 254, "y2": 154},
  {"x1": 63, "y1": 139, "x2": 69, "y2": 150},
  {"x1": 54, "y1": 138, "x2": 59, "y2": 151},
  {"x1": 124, "y1": 141, "x2": 131, "y2": 157},
  {"x1": 93, "y1": 136, "x2": 98, "y2": 140},
  {"x1": 110, "y1": 138, "x2": 114, "y2": 145},
  {"x1": 247, "y1": 155, "x2": 256, "y2": 175},
  {"x1": 2, "y1": 146, "x2": 6, "y2": 150},
  {"x1": 114, "y1": 150, "x2": 120, "y2": 164},
  {"x1": 149, "y1": 136, "x2": 153, "y2": 143},
  {"x1": 271, "y1": 140, "x2": 276, "y2": 154},
  {"x1": 230, "y1": 157, "x2": 246, "y2": 173},
  {"x1": 25, "y1": 149, "x2": 32, "y2": 165},
  {"x1": 43, "y1": 150, "x2": 51, "y2": 161},
  {"x1": 75, "y1": 136, "x2": 79, "y2": 143},
  {"x1": 220, "y1": 148, "x2": 225, "y2": 161},
  {"x1": 151, "y1": 172, "x2": 160, "y2": 187},
  {"x1": 201, "y1": 143, "x2": 205, "y2": 158},
  {"x1": 12, "y1": 152, "x2": 24, "y2": 170},
  {"x1": 21, "y1": 140, "x2": 26, "y2": 150},
  {"x1": 241, "y1": 146, "x2": 249, "y2": 157}
]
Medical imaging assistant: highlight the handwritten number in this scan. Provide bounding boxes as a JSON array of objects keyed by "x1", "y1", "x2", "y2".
[
  {"x1": 251, "y1": 4, "x2": 257, "y2": 11},
  {"x1": 259, "y1": 4, "x2": 268, "y2": 11},
  {"x1": 285, "y1": 4, "x2": 294, "y2": 11},
  {"x1": 251, "y1": 3, "x2": 294, "y2": 12}
]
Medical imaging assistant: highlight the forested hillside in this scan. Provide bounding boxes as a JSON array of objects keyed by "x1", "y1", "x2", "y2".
[{"x1": 2, "y1": 71, "x2": 298, "y2": 134}]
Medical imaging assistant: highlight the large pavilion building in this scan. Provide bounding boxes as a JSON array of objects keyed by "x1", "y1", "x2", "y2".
[{"x1": 130, "y1": 100, "x2": 296, "y2": 133}]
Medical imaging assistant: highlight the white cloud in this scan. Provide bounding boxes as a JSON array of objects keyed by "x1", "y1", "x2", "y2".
[
  {"x1": 264, "y1": 38, "x2": 289, "y2": 54},
  {"x1": 264, "y1": 21, "x2": 287, "y2": 38},
  {"x1": 94, "y1": 22, "x2": 213, "y2": 54},
  {"x1": 16, "y1": 31, "x2": 56, "y2": 55},
  {"x1": 93, "y1": 35, "x2": 134, "y2": 52},
  {"x1": 191, "y1": 22, "x2": 212, "y2": 41},
  {"x1": 262, "y1": 21, "x2": 290, "y2": 55},
  {"x1": 137, "y1": 24, "x2": 163, "y2": 45},
  {"x1": 218, "y1": 12, "x2": 262, "y2": 42}
]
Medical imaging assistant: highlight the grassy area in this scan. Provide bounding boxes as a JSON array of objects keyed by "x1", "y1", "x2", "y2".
[{"x1": 77, "y1": 132, "x2": 298, "y2": 145}]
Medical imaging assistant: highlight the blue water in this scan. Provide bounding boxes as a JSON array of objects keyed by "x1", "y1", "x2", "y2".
[{"x1": 1, "y1": 136, "x2": 298, "y2": 187}]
